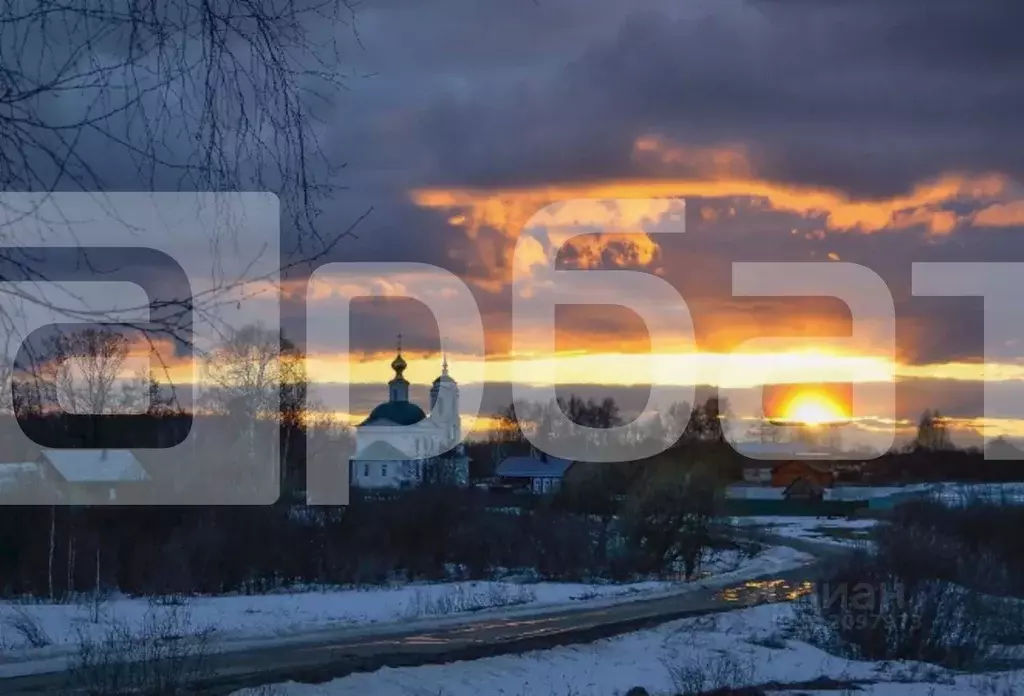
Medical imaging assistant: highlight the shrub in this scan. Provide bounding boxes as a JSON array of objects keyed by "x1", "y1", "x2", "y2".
[
  {"x1": 881, "y1": 500, "x2": 1024, "y2": 597},
  {"x1": 65, "y1": 605, "x2": 214, "y2": 695},
  {"x1": 620, "y1": 465, "x2": 718, "y2": 578},
  {"x1": 661, "y1": 651, "x2": 754, "y2": 696},
  {"x1": 403, "y1": 583, "x2": 536, "y2": 619},
  {"x1": 793, "y1": 553, "x2": 996, "y2": 668},
  {"x1": 3, "y1": 605, "x2": 51, "y2": 648}
]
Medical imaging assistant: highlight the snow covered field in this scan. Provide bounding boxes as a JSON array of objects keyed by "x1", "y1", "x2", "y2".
[
  {"x1": 730, "y1": 515, "x2": 878, "y2": 548},
  {"x1": 725, "y1": 485, "x2": 932, "y2": 501},
  {"x1": 930, "y1": 482, "x2": 1024, "y2": 507},
  {"x1": 233, "y1": 602, "x2": 1023, "y2": 696},
  {"x1": 727, "y1": 482, "x2": 1024, "y2": 507},
  {"x1": 0, "y1": 545, "x2": 811, "y2": 675}
]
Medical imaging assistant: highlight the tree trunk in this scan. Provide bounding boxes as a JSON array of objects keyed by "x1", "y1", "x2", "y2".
[
  {"x1": 66, "y1": 533, "x2": 75, "y2": 597},
  {"x1": 92, "y1": 545, "x2": 101, "y2": 622},
  {"x1": 47, "y1": 506, "x2": 55, "y2": 601}
]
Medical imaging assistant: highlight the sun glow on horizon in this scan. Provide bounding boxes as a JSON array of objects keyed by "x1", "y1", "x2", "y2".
[{"x1": 774, "y1": 391, "x2": 849, "y2": 426}]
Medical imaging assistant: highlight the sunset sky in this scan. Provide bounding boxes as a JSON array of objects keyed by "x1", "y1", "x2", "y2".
[
  {"x1": 14, "y1": 0, "x2": 1024, "y2": 451},
  {"x1": 282, "y1": 0, "x2": 1024, "y2": 449}
]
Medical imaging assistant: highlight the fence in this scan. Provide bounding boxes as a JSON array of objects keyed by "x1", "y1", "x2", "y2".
[{"x1": 723, "y1": 498, "x2": 867, "y2": 517}]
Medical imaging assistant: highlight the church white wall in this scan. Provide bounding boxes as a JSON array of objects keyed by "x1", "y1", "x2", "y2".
[
  {"x1": 350, "y1": 459, "x2": 422, "y2": 489},
  {"x1": 349, "y1": 455, "x2": 471, "y2": 490}
]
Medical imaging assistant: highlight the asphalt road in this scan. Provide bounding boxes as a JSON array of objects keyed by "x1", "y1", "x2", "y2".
[{"x1": 1, "y1": 537, "x2": 849, "y2": 695}]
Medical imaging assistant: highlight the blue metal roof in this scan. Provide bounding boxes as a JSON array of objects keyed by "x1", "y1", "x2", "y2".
[{"x1": 496, "y1": 455, "x2": 573, "y2": 478}]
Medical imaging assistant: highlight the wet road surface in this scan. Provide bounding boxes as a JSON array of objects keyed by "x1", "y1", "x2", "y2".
[{"x1": 1, "y1": 566, "x2": 835, "y2": 694}]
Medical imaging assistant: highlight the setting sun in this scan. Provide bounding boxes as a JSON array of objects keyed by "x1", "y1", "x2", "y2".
[{"x1": 775, "y1": 391, "x2": 849, "y2": 426}]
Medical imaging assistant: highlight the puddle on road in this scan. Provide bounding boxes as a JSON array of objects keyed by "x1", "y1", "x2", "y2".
[{"x1": 715, "y1": 579, "x2": 814, "y2": 606}]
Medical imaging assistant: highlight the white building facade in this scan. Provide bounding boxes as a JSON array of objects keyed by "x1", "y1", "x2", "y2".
[{"x1": 350, "y1": 342, "x2": 469, "y2": 489}]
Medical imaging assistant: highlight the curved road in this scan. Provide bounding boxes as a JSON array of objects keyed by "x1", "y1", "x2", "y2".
[{"x1": 1, "y1": 537, "x2": 850, "y2": 695}]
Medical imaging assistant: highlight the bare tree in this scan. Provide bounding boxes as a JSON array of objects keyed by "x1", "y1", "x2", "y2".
[
  {"x1": 420, "y1": 452, "x2": 467, "y2": 488},
  {"x1": 1, "y1": 0, "x2": 353, "y2": 231},
  {"x1": 0, "y1": 0, "x2": 365, "y2": 391},
  {"x1": 41, "y1": 327, "x2": 130, "y2": 415},
  {"x1": 488, "y1": 402, "x2": 534, "y2": 465},
  {"x1": 113, "y1": 369, "x2": 177, "y2": 415},
  {"x1": 201, "y1": 323, "x2": 305, "y2": 494},
  {"x1": 685, "y1": 397, "x2": 729, "y2": 443},
  {"x1": 666, "y1": 400, "x2": 692, "y2": 447},
  {"x1": 914, "y1": 409, "x2": 954, "y2": 452},
  {"x1": 202, "y1": 323, "x2": 304, "y2": 419}
]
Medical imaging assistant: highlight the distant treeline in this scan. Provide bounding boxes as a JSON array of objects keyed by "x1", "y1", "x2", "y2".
[{"x1": 863, "y1": 448, "x2": 1024, "y2": 484}]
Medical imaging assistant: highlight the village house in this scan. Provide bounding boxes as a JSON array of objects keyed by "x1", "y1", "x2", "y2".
[
  {"x1": 0, "y1": 449, "x2": 149, "y2": 504},
  {"x1": 771, "y1": 459, "x2": 836, "y2": 489},
  {"x1": 782, "y1": 476, "x2": 827, "y2": 501},
  {"x1": 495, "y1": 451, "x2": 575, "y2": 495}
]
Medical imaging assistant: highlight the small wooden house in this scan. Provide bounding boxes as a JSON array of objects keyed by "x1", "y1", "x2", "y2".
[
  {"x1": 771, "y1": 460, "x2": 834, "y2": 489},
  {"x1": 783, "y1": 476, "x2": 826, "y2": 501}
]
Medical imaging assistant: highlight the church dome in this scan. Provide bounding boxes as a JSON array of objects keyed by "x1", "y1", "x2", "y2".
[
  {"x1": 360, "y1": 401, "x2": 426, "y2": 426},
  {"x1": 431, "y1": 353, "x2": 456, "y2": 386},
  {"x1": 390, "y1": 353, "x2": 407, "y2": 377}
]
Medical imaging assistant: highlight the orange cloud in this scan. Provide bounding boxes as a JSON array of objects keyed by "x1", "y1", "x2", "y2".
[
  {"x1": 557, "y1": 233, "x2": 659, "y2": 269},
  {"x1": 414, "y1": 131, "x2": 1009, "y2": 235},
  {"x1": 411, "y1": 168, "x2": 1014, "y2": 294},
  {"x1": 974, "y1": 201, "x2": 1024, "y2": 228},
  {"x1": 412, "y1": 171, "x2": 1009, "y2": 239},
  {"x1": 891, "y1": 207, "x2": 960, "y2": 235}
]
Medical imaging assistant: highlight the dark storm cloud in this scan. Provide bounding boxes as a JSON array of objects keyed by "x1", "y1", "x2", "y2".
[
  {"x1": 395, "y1": 0, "x2": 1024, "y2": 197},
  {"x1": 755, "y1": 0, "x2": 1024, "y2": 72},
  {"x1": 11, "y1": 0, "x2": 1024, "y2": 373}
]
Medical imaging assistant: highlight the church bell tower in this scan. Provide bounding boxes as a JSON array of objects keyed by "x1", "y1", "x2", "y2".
[{"x1": 430, "y1": 350, "x2": 461, "y2": 444}]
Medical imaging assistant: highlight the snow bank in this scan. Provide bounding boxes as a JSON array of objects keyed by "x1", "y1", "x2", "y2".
[{"x1": 234, "y1": 602, "x2": 1023, "y2": 696}]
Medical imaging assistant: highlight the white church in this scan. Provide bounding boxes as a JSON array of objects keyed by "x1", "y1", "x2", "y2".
[{"x1": 349, "y1": 338, "x2": 470, "y2": 489}]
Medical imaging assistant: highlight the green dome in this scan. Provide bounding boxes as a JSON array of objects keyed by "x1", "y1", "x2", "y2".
[{"x1": 360, "y1": 401, "x2": 426, "y2": 426}]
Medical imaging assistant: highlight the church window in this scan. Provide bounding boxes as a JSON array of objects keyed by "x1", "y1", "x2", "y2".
[
  {"x1": 382, "y1": 463, "x2": 388, "y2": 477},
  {"x1": 363, "y1": 464, "x2": 369, "y2": 477}
]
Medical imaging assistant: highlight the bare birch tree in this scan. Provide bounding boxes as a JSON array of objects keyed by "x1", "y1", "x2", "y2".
[
  {"x1": 0, "y1": 0, "x2": 363, "y2": 371},
  {"x1": 41, "y1": 328, "x2": 130, "y2": 415}
]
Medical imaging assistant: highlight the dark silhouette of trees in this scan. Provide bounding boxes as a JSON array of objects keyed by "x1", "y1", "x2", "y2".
[
  {"x1": 914, "y1": 409, "x2": 954, "y2": 452},
  {"x1": 684, "y1": 396, "x2": 729, "y2": 443},
  {"x1": 620, "y1": 460, "x2": 719, "y2": 579}
]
